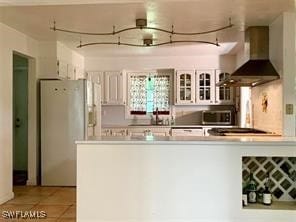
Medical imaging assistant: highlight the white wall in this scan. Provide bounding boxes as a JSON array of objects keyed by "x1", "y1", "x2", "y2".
[
  {"x1": 281, "y1": 12, "x2": 296, "y2": 136},
  {"x1": 0, "y1": 22, "x2": 39, "y2": 204},
  {"x1": 85, "y1": 55, "x2": 236, "y2": 71}
]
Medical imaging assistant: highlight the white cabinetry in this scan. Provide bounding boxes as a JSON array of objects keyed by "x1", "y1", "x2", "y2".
[
  {"x1": 175, "y1": 69, "x2": 234, "y2": 105},
  {"x1": 88, "y1": 71, "x2": 126, "y2": 105},
  {"x1": 215, "y1": 70, "x2": 234, "y2": 105},
  {"x1": 171, "y1": 128, "x2": 203, "y2": 136},
  {"x1": 38, "y1": 41, "x2": 84, "y2": 80},
  {"x1": 104, "y1": 71, "x2": 126, "y2": 105},
  {"x1": 67, "y1": 63, "x2": 75, "y2": 80},
  {"x1": 87, "y1": 71, "x2": 105, "y2": 104},
  {"x1": 196, "y1": 70, "x2": 216, "y2": 105},
  {"x1": 102, "y1": 127, "x2": 171, "y2": 137},
  {"x1": 175, "y1": 70, "x2": 195, "y2": 104},
  {"x1": 128, "y1": 127, "x2": 170, "y2": 136}
]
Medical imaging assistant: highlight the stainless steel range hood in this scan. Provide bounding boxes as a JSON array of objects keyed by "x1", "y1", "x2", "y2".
[{"x1": 217, "y1": 26, "x2": 280, "y2": 87}]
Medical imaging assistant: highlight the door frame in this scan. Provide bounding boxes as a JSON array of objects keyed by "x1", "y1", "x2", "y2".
[{"x1": 13, "y1": 51, "x2": 38, "y2": 186}]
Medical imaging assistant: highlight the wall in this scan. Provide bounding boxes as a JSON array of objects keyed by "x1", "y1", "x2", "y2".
[
  {"x1": 0, "y1": 22, "x2": 39, "y2": 204},
  {"x1": 251, "y1": 79, "x2": 283, "y2": 134},
  {"x1": 281, "y1": 12, "x2": 296, "y2": 136},
  {"x1": 86, "y1": 55, "x2": 236, "y2": 126},
  {"x1": 86, "y1": 55, "x2": 235, "y2": 71},
  {"x1": 268, "y1": 12, "x2": 296, "y2": 136}
]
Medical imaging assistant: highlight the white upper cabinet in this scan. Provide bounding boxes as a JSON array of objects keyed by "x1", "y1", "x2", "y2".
[
  {"x1": 196, "y1": 70, "x2": 216, "y2": 105},
  {"x1": 104, "y1": 71, "x2": 126, "y2": 105},
  {"x1": 87, "y1": 71, "x2": 105, "y2": 104},
  {"x1": 67, "y1": 64, "x2": 75, "y2": 80},
  {"x1": 87, "y1": 71, "x2": 126, "y2": 105},
  {"x1": 215, "y1": 70, "x2": 234, "y2": 105},
  {"x1": 56, "y1": 60, "x2": 68, "y2": 79},
  {"x1": 175, "y1": 69, "x2": 234, "y2": 105},
  {"x1": 38, "y1": 41, "x2": 84, "y2": 80},
  {"x1": 175, "y1": 70, "x2": 195, "y2": 104}
]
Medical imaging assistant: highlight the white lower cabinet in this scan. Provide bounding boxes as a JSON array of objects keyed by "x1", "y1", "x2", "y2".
[
  {"x1": 111, "y1": 128, "x2": 128, "y2": 136},
  {"x1": 102, "y1": 127, "x2": 171, "y2": 137},
  {"x1": 128, "y1": 127, "x2": 171, "y2": 136},
  {"x1": 171, "y1": 128, "x2": 204, "y2": 136},
  {"x1": 101, "y1": 128, "x2": 112, "y2": 136}
]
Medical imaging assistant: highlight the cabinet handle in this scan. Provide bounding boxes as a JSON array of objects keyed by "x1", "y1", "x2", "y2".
[{"x1": 184, "y1": 130, "x2": 192, "y2": 132}]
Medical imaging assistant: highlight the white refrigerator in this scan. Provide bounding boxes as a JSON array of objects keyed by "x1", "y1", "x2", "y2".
[{"x1": 40, "y1": 79, "x2": 101, "y2": 186}]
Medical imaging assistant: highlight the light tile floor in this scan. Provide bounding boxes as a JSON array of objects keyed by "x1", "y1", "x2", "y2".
[{"x1": 0, "y1": 186, "x2": 76, "y2": 221}]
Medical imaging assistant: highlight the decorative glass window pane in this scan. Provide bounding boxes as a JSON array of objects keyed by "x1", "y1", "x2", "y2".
[
  {"x1": 130, "y1": 75, "x2": 147, "y2": 112},
  {"x1": 129, "y1": 74, "x2": 170, "y2": 114},
  {"x1": 218, "y1": 73, "x2": 231, "y2": 101}
]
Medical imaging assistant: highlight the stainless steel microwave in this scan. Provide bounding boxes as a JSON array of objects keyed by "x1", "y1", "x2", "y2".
[{"x1": 202, "y1": 110, "x2": 232, "y2": 125}]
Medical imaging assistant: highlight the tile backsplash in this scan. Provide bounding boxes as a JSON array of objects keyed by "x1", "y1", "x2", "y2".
[
  {"x1": 251, "y1": 79, "x2": 283, "y2": 135},
  {"x1": 242, "y1": 156, "x2": 296, "y2": 201}
]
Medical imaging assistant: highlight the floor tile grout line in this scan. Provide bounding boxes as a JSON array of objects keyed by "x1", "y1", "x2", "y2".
[{"x1": 57, "y1": 204, "x2": 73, "y2": 219}]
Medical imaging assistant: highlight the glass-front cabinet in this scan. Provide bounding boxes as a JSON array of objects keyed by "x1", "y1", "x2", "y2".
[
  {"x1": 176, "y1": 70, "x2": 195, "y2": 104},
  {"x1": 196, "y1": 70, "x2": 215, "y2": 105},
  {"x1": 215, "y1": 70, "x2": 234, "y2": 105}
]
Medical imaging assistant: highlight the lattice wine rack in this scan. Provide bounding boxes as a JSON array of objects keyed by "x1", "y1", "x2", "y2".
[{"x1": 242, "y1": 157, "x2": 296, "y2": 201}]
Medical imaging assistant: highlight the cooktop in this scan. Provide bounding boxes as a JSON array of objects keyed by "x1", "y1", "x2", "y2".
[{"x1": 208, "y1": 128, "x2": 268, "y2": 136}]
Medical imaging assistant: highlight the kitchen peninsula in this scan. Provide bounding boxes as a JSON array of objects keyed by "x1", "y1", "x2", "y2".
[{"x1": 76, "y1": 136, "x2": 296, "y2": 222}]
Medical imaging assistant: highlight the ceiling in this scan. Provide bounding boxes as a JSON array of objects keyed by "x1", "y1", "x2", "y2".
[{"x1": 0, "y1": 0, "x2": 294, "y2": 57}]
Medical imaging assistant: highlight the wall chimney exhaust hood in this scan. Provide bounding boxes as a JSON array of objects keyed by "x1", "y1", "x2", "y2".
[{"x1": 217, "y1": 26, "x2": 280, "y2": 87}]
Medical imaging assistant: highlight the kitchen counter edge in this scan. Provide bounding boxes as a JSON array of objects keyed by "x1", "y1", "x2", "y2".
[{"x1": 76, "y1": 136, "x2": 296, "y2": 146}]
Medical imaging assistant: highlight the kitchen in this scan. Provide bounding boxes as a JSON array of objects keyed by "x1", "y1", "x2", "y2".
[{"x1": 0, "y1": 1, "x2": 295, "y2": 222}]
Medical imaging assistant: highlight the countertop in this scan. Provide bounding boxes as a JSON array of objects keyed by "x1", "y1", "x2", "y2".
[
  {"x1": 76, "y1": 135, "x2": 296, "y2": 146},
  {"x1": 102, "y1": 124, "x2": 237, "y2": 128}
]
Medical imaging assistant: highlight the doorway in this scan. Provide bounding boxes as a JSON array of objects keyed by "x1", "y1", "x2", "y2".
[{"x1": 13, "y1": 53, "x2": 29, "y2": 185}]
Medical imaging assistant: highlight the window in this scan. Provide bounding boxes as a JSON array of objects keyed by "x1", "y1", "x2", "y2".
[{"x1": 128, "y1": 72, "x2": 171, "y2": 115}]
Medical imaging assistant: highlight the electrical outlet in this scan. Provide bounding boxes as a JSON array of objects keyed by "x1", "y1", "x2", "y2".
[{"x1": 286, "y1": 104, "x2": 294, "y2": 115}]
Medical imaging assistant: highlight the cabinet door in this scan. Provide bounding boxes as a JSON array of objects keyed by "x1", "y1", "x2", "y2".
[
  {"x1": 75, "y1": 66, "x2": 86, "y2": 80},
  {"x1": 111, "y1": 128, "x2": 127, "y2": 136},
  {"x1": 176, "y1": 70, "x2": 195, "y2": 104},
  {"x1": 87, "y1": 71, "x2": 105, "y2": 104},
  {"x1": 67, "y1": 64, "x2": 75, "y2": 80},
  {"x1": 215, "y1": 71, "x2": 234, "y2": 105},
  {"x1": 101, "y1": 129, "x2": 112, "y2": 136},
  {"x1": 196, "y1": 70, "x2": 215, "y2": 105},
  {"x1": 57, "y1": 60, "x2": 68, "y2": 79},
  {"x1": 128, "y1": 128, "x2": 152, "y2": 136},
  {"x1": 104, "y1": 71, "x2": 125, "y2": 105},
  {"x1": 150, "y1": 128, "x2": 170, "y2": 136}
]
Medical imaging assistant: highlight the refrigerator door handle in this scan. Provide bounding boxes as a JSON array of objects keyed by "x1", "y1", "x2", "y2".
[
  {"x1": 93, "y1": 104, "x2": 97, "y2": 127},
  {"x1": 88, "y1": 105, "x2": 97, "y2": 127}
]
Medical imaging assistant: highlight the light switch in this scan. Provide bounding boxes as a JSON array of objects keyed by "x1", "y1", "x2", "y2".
[{"x1": 286, "y1": 104, "x2": 294, "y2": 115}]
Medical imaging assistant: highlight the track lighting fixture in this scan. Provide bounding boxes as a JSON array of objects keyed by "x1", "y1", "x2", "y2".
[{"x1": 51, "y1": 18, "x2": 233, "y2": 48}]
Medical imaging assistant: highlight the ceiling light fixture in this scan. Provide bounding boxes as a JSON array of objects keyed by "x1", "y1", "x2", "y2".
[
  {"x1": 77, "y1": 36, "x2": 220, "y2": 48},
  {"x1": 51, "y1": 18, "x2": 233, "y2": 48},
  {"x1": 51, "y1": 18, "x2": 233, "y2": 36}
]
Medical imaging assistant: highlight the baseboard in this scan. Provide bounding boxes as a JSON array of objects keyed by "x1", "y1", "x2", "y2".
[
  {"x1": 0, "y1": 192, "x2": 14, "y2": 205},
  {"x1": 26, "y1": 177, "x2": 37, "y2": 186}
]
